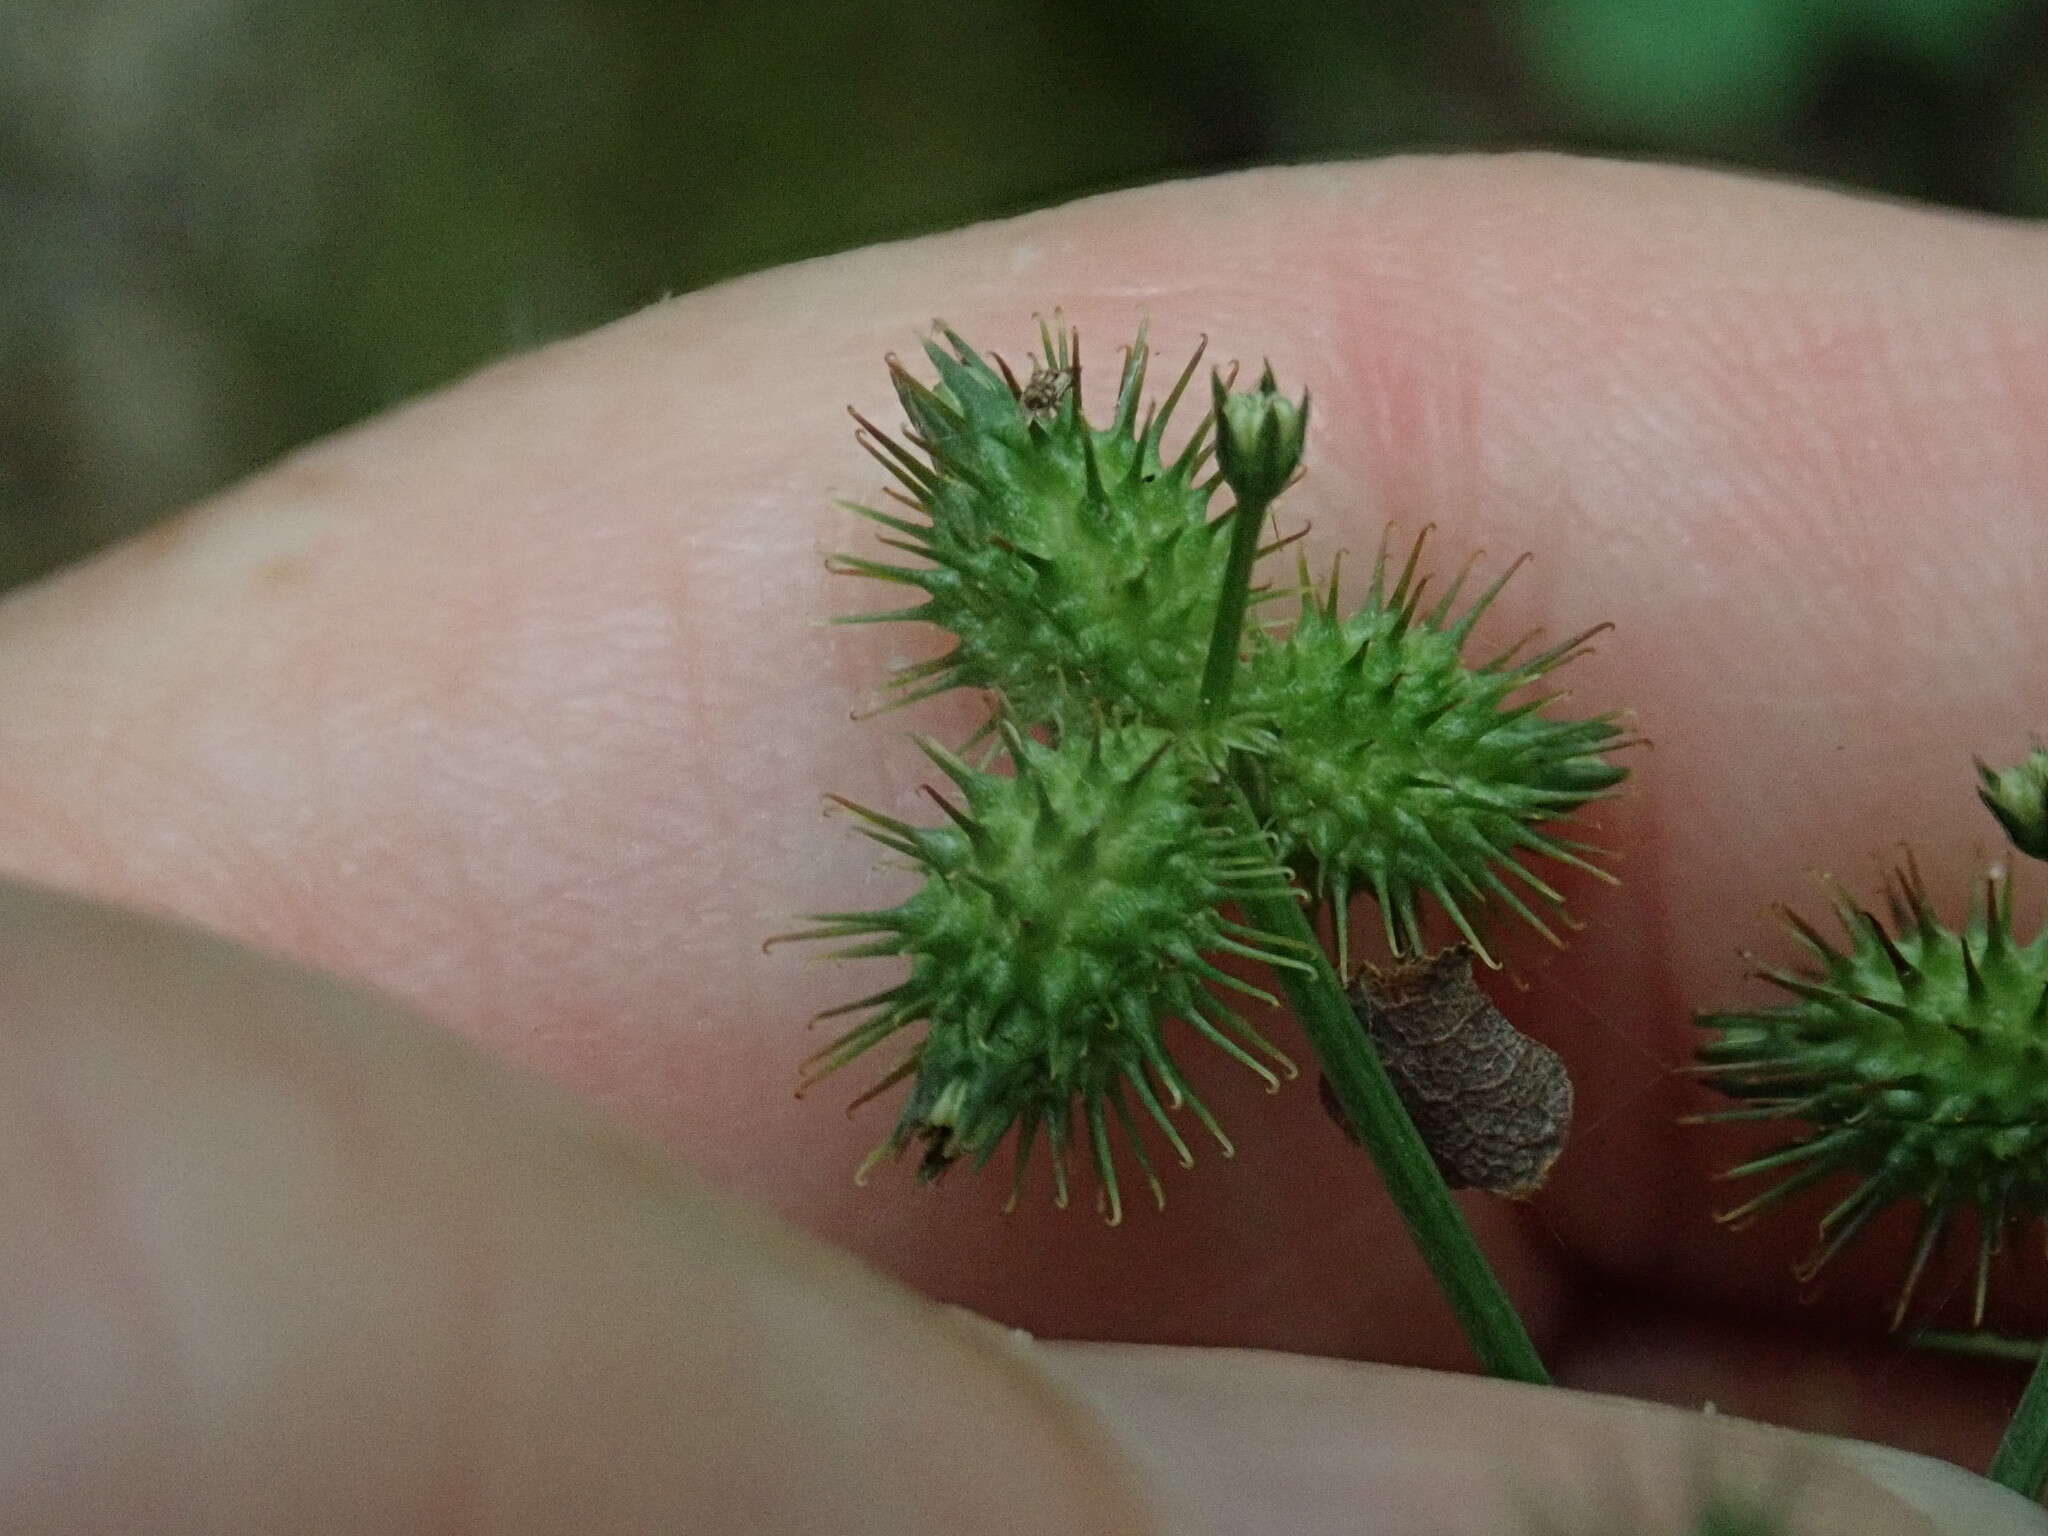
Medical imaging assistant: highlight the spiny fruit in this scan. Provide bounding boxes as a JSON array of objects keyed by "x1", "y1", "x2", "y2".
[
  {"x1": 789, "y1": 720, "x2": 1304, "y2": 1221},
  {"x1": 830, "y1": 319, "x2": 1239, "y2": 733},
  {"x1": 810, "y1": 318, "x2": 1626, "y2": 1208},
  {"x1": 1696, "y1": 858, "x2": 2048, "y2": 1326},
  {"x1": 1236, "y1": 525, "x2": 1628, "y2": 970}
]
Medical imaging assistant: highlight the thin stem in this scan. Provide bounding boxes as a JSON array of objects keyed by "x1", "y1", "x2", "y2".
[
  {"x1": 1189, "y1": 417, "x2": 1544, "y2": 1383},
  {"x1": 1911, "y1": 1330, "x2": 2042, "y2": 1364},
  {"x1": 1232, "y1": 846, "x2": 1550, "y2": 1384},
  {"x1": 1990, "y1": 1347, "x2": 2048, "y2": 1497},
  {"x1": 1198, "y1": 489, "x2": 1275, "y2": 725}
]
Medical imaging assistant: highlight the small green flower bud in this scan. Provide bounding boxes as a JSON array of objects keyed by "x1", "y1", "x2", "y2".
[
  {"x1": 1977, "y1": 745, "x2": 2048, "y2": 860},
  {"x1": 1212, "y1": 363, "x2": 1307, "y2": 505}
]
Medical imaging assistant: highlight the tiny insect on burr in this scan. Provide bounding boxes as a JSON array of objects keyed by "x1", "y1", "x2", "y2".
[
  {"x1": 1321, "y1": 946, "x2": 1573, "y2": 1198},
  {"x1": 1017, "y1": 362, "x2": 1073, "y2": 422}
]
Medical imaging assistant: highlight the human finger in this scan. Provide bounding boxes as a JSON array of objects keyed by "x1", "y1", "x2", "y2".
[
  {"x1": 0, "y1": 156, "x2": 2039, "y2": 1354},
  {"x1": 0, "y1": 878, "x2": 1152, "y2": 1533},
  {"x1": 0, "y1": 871, "x2": 2027, "y2": 1532}
]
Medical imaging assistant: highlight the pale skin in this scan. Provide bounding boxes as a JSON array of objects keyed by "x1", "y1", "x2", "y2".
[{"x1": 1, "y1": 153, "x2": 2046, "y2": 1533}]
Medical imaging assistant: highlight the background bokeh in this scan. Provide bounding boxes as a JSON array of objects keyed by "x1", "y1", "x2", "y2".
[{"x1": 4, "y1": 0, "x2": 2044, "y2": 590}]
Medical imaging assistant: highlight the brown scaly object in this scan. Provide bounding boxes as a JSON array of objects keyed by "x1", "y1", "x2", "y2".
[{"x1": 1322, "y1": 946, "x2": 1572, "y2": 1198}]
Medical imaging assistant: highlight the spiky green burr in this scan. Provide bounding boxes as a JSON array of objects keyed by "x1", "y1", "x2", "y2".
[
  {"x1": 1235, "y1": 527, "x2": 1628, "y2": 969},
  {"x1": 1697, "y1": 861, "x2": 2048, "y2": 1326},
  {"x1": 792, "y1": 722, "x2": 1303, "y2": 1221},
  {"x1": 832, "y1": 320, "x2": 1233, "y2": 732},
  {"x1": 800, "y1": 319, "x2": 1613, "y2": 1380},
  {"x1": 831, "y1": 321, "x2": 1627, "y2": 965}
]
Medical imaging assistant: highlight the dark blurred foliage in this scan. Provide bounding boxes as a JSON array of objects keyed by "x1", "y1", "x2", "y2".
[{"x1": 2, "y1": 0, "x2": 2043, "y2": 588}]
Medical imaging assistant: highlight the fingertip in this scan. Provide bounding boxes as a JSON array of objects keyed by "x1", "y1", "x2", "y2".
[
  {"x1": 0, "y1": 882, "x2": 1156, "y2": 1534},
  {"x1": 1033, "y1": 1341, "x2": 2025, "y2": 1534}
]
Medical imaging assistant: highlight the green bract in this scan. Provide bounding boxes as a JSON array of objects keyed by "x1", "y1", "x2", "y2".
[
  {"x1": 1696, "y1": 861, "x2": 2048, "y2": 1326},
  {"x1": 793, "y1": 723, "x2": 1302, "y2": 1220},
  {"x1": 1237, "y1": 531, "x2": 1627, "y2": 969}
]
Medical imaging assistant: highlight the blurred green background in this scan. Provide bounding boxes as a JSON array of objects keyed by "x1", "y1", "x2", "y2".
[{"x1": 4, "y1": 0, "x2": 2044, "y2": 589}]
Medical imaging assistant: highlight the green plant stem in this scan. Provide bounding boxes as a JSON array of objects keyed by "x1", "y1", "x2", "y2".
[
  {"x1": 1197, "y1": 490, "x2": 1274, "y2": 725},
  {"x1": 1231, "y1": 841, "x2": 1550, "y2": 1383},
  {"x1": 1990, "y1": 1347, "x2": 2048, "y2": 1497},
  {"x1": 1911, "y1": 1330, "x2": 2043, "y2": 1364},
  {"x1": 1192, "y1": 432, "x2": 1544, "y2": 1383}
]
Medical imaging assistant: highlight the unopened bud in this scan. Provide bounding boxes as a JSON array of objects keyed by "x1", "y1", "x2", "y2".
[
  {"x1": 1978, "y1": 746, "x2": 2048, "y2": 861},
  {"x1": 1212, "y1": 363, "x2": 1307, "y2": 504}
]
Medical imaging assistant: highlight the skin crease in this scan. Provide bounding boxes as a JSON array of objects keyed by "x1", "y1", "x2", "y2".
[{"x1": 0, "y1": 153, "x2": 2044, "y2": 1524}]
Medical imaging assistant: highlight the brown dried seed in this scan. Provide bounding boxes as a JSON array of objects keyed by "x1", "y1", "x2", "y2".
[{"x1": 1320, "y1": 946, "x2": 1572, "y2": 1198}]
